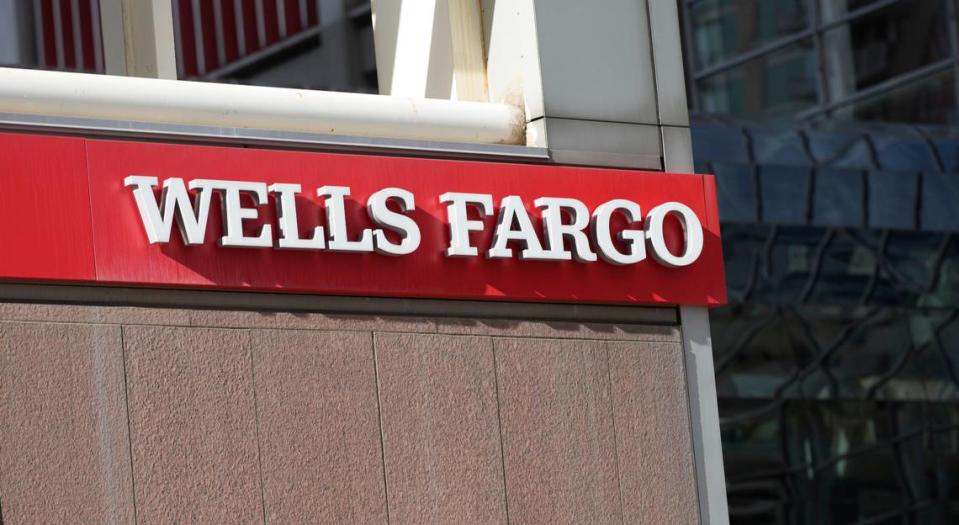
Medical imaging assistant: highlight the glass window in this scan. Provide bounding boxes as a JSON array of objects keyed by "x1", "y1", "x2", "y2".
[
  {"x1": 697, "y1": 39, "x2": 820, "y2": 117},
  {"x1": 171, "y1": 0, "x2": 377, "y2": 93},
  {"x1": 688, "y1": 0, "x2": 810, "y2": 70},
  {"x1": 822, "y1": 0, "x2": 949, "y2": 97},
  {"x1": 870, "y1": 134, "x2": 942, "y2": 172},
  {"x1": 713, "y1": 162, "x2": 759, "y2": 223},
  {"x1": 833, "y1": 70, "x2": 958, "y2": 126},
  {"x1": 812, "y1": 168, "x2": 865, "y2": 227},
  {"x1": 747, "y1": 127, "x2": 812, "y2": 165},
  {"x1": 691, "y1": 124, "x2": 752, "y2": 163},
  {"x1": 867, "y1": 170, "x2": 919, "y2": 231},
  {"x1": 920, "y1": 173, "x2": 959, "y2": 232},
  {"x1": 759, "y1": 165, "x2": 811, "y2": 225}
]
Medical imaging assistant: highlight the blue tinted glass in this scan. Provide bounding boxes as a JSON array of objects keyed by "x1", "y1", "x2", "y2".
[
  {"x1": 920, "y1": 174, "x2": 959, "y2": 232},
  {"x1": 759, "y1": 165, "x2": 810, "y2": 225},
  {"x1": 868, "y1": 171, "x2": 919, "y2": 230},
  {"x1": 931, "y1": 137, "x2": 959, "y2": 172},
  {"x1": 748, "y1": 127, "x2": 812, "y2": 166},
  {"x1": 813, "y1": 168, "x2": 865, "y2": 227},
  {"x1": 691, "y1": 124, "x2": 751, "y2": 163},
  {"x1": 871, "y1": 135, "x2": 940, "y2": 172},
  {"x1": 806, "y1": 232, "x2": 875, "y2": 306},
  {"x1": 720, "y1": 225, "x2": 771, "y2": 302},
  {"x1": 694, "y1": 159, "x2": 711, "y2": 174},
  {"x1": 806, "y1": 131, "x2": 876, "y2": 169},
  {"x1": 713, "y1": 162, "x2": 758, "y2": 223}
]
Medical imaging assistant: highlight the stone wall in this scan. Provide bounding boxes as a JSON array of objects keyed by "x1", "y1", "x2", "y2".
[{"x1": 0, "y1": 301, "x2": 697, "y2": 524}]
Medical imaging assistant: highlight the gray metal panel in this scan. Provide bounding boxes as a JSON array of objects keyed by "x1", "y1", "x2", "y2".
[
  {"x1": 0, "y1": 0, "x2": 36, "y2": 66},
  {"x1": 680, "y1": 306, "x2": 730, "y2": 525},
  {"x1": 648, "y1": 0, "x2": 690, "y2": 127},
  {"x1": 545, "y1": 118, "x2": 662, "y2": 169},
  {"x1": 532, "y1": 0, "x2": 658, "y2": 125},
  {"x1": 662, "y1": 126, "x2": 694, "y2": 173}
]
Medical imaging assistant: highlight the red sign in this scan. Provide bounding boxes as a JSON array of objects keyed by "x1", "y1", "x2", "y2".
[{"x1": 0, "y1": 132, "x2": 725, "y2": 306}]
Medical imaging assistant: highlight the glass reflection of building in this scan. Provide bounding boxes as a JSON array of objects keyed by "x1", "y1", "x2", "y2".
[{"x1": 681, "y1": 0, "x2": 959, "y2": 523}]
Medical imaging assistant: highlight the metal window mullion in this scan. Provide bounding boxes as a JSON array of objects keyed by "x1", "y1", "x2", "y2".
[
  {"x1": 172, "y1": 0, "x2": 185, "y2": 78},
  {"x1": 693, "y1": 28, "x2": 815, "y2": 80},
  {"x1": 276, "y1": 0, "x2": 287, "y2": 38},
  {"x1": 191, "y1": 0, "x2": 206, "y2": 75},
  {"x1": 798, "y1": 59, "x2": 956, "y2": 120},
  {"x1": 945, "y1": 0, "x2": 959, "y2": 122},
  {"x1": 298, "y1": 0, "x2": 308, "y2": 27},
  {"x1": 693, "y1": 0, "x2": 902, "y2": 81},
  {"x1": 234, "y1": 0, "x2": 247, "y2": 57},
  {"x1": 33, "y1": 0, "x2": 46, "y2": 68},
  {"x1": 70, "y1": 0, "x2": 84, "y2": 70},
  {"x1": 254, "y1": 0, "x2": 267, "y2": 48},
  {"x1": 51, "y1": 0, "x2": 65, "y2": 69},
  {"x1": 90, "y1": 0, "x2": 103, "y2": 72},
  {"x1": 678, "y1": 0, "x2": 700, "y2": 113},
  {"x1": 212, "y1": 0, "x2": 227, "y2": 70},
  {"x1": 809, "y1": 0, "x2": 830, "y2": 108}
]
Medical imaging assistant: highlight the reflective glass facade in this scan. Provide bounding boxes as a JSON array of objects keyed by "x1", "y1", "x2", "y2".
[
  {"x1": 684, "y1": 0, "x2": 959, "y2": 125},
  {"x1": 683, "y1": 0, "x2": 959, "y2": 522}
]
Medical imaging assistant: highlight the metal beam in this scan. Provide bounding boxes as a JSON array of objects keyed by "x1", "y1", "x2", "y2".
[{"x1": 0, "y1": 66, "x2": 526, "y2": 145}]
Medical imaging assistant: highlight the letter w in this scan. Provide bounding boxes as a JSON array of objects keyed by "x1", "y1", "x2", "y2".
[{"x1": 124, "y1": 176, "x2": 214, "y2": 245}]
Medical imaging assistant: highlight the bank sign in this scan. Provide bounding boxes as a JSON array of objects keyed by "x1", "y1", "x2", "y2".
[{"x1": 0, "y1": 132, "x2": 725, "y2": 305}]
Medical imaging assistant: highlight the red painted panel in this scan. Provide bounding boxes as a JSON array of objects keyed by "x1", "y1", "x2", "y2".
[
  {"x1": 40, "y1": 0, "x2": 57, "y2": 67},
  {"x1": 0, "y1": 133, "x2": 96, "y2": 281},
  {"x1": 220, "y1": 0, "x2": 239, "y2": 63},
  {"x1": 82, "y1": 138, "x2": 725, "y2": 306},
  {"x1": 176, "y1": 0, "x2": 197, "y2": 77},
  {"x1": 78, "y1": 0, "x2": 97, "y2": 71},
  {"x1": 0, "y1": 132, "x2": 724, "y2": 305},
  {"x1": 262, "y1": 0, "x2": 280, "y2": 44},
  {"x1": 284, "y1": 0, "x2": 302, "y2": 34},
  {"x1": 60, "y1": 0, "x2": 77, "y2": 69}
]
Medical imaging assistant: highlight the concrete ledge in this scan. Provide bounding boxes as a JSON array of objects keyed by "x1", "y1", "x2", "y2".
[{"x1": 0, "y1": 283, "x2": 678, "y2": 325}]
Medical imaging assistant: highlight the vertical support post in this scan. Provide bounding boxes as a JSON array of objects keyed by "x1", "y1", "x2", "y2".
[
  {"x1": 98, "y1": 0, "x2": 177, "y2": 78},
  {"x1": 679, "y1": 306, "x2": 730, "y2": 525},
  {"x1": 371, "y1": 0, "x2": 489, "y2": 101},
  {"x1": 370, "y1": 0, "x2": 453, "y2": 99},
  {"x1": 447, "y1": 0, "x2": 488, "y2": 102},
  {"x1": 653, "y1": 1, "x2": 728, "y2": 523}
]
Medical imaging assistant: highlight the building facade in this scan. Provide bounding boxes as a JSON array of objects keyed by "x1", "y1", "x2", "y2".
[{"x1": 0, "y1": 1, "x2": 730, "y2": 524}]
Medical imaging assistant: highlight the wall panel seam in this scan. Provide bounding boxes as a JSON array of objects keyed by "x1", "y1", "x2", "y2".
[
  {"x1": 246, "y1": 329, "x2": 269, "y2": 525},
  {"x1": 118, "y1": 324, "x2": 140, "y2": 524},
  {"x1": 370, "y1": 332, "x2": 392, "y2": 524}
]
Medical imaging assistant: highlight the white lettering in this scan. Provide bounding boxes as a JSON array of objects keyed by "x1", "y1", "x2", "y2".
[
  {"x1": 368, "y1": 188, "x2": 420, "y2": 256},
  {"x1": 123, "y1": 176, "x2": 214, "y2": 245},
  {"x1": 439, "y1": 192, "x2": 493, "y2": 257},
  {"x1": 591, "y1": 199, "x2": 646, "y2": 265},
  {"x1": 645, "y1": 202, "x2": 704, "y2": 268},
  {"x1": 488, "y1": 196, "x2": 550, "y2": 260},
  {"x1": 269, "y1": 183, "x2": 325, "y2": 250},
  {"x1": 534, "y1": 197, "x2": 597, "y2": 262},
  {"x1": 317, "y1": 185, "x2": 374, "y2": 253},
  {"x1": 210, "y1": 180, "x2": 273, "y2": 248}
]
